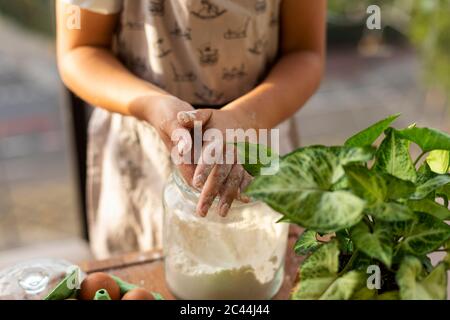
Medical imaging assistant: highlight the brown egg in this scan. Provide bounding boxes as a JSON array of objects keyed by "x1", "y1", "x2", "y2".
[
  {"x1": 79, "y1": 272, "x2": 121, "y2": 300},
  {"x1": 121, "y1": 288, "x2": 155, "y2": 300}
]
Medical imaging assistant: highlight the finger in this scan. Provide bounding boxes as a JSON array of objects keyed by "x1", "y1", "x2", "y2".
[
  {"x1": 177, "y1": 163, "x2": 196, "y2": 186},
  {"x1": 238, "y1": 171, "x2": 253, "y2": 202},
  {"x1": 176, "y1": 137, "x2": 199, "y2": 188},
  {"x1": 167, "y1": 122, "x2": 192, "y2": 169},
  {"x1": 218, "y1": 164, "x2": 244, "y2": 217},
  {"x1": 196, "y1": 164, "x2": 233, "y2": 217},
  {"x1": 171, "y1": 127, "x2": 192, "y2": 157},
  {"x1": 193, "y1": 162, "x2": 214, "y2": 189},
  {"x1": 192, "y1": 139, "x2": 224, "y2": 188},
  {"x1": 177, "y1": 109, "x2": 212, "y2": 129}
]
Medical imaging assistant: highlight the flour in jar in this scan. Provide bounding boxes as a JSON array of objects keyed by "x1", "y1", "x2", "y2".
[{"x1": 164, "y1": 186, "x2": 289, "y2": 300}]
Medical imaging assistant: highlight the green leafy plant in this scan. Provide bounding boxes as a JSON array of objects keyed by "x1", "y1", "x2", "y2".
[{"x1": 243, "y1": 114, "x2": 450, "y2": 300}]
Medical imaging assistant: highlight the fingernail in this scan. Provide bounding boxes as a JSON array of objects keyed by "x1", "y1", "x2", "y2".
[
  {"x1": 178, "y1": 111, "x2": 197, "y2": 124},
  {"x1": 198, "y1": 204, "x2": 209, "y2": 217},
  {"x1": 193, "y1": 174, "x2": 204, "y2": 188},
  {"x1": 178, "y1": 112, "x2": 188, "y2": 123},
  {"x1": 219, "y1": 203, "x2": 230, "y2": 217},
  {"x1": 177, "y1": 139, "x2": 186, "y2": 155},
  {"x1": 196, "y1": 205, "x2": 205, "y2": 217}
]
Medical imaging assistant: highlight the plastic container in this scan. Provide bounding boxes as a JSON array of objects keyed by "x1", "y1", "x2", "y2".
[{"x1": 0, "y1": 259, "x2": 83, "y2": 300}]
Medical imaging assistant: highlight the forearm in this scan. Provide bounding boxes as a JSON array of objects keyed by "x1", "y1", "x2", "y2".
[
  {"x1": 58, "y1": 46, "x2": 170, "y2": 123},
  {"x1": 223, "y1": 50, "x2": 324, "y2": 130}
]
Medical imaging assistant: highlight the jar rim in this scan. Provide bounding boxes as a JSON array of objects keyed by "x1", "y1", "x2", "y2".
[{"x1": 171, "y1": 168, "x2": 253, "y2": 208}]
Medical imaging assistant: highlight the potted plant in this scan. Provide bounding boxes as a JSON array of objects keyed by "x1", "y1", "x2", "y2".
[{"x1": 243, "y1": 114, "x2": 450, "y2": 299}]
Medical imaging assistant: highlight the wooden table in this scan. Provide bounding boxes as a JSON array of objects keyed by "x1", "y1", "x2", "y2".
[{"x1": 80, "y1": 226, "x2": 304, "y2": 300}]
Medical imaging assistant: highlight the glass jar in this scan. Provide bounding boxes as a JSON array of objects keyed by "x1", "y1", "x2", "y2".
[{"x1": 163, "y1": 170, "x2": 289, "y2": 300}]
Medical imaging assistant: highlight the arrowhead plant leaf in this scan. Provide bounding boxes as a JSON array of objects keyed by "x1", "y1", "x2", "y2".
[
  {"x1": 294, "y1": 230, "x2": 322, "y2": 255},
  {"x1": 291, "y1": 241, "x2": 340, "y2": 300},
  {"x1": 235, "y1": 141, "x2": 279, "y2": 177},
  {"x1": 407, "y1": 199, "x2": 450, "y2": 220},
  {"x1": 344, "y1": 165, "x2": 386, "y2": 204},
  {"x1": 395, "y1": 127, "x2": 450, "y2": 152},
  {"x1": 292, "y1": 241, "x2": 365, "y2": 300},
  {"x1": 351, "y1": 222, "x2": 393, "y2": 267},
  {"x1": 246, "y1": 146, "x2": 373, "y2": 232},
  {"x1": 370, "y1": 202, "x2": 416, "y2": 222},
  {"x1": 393, "y1": 213, "x2": 450, "y2": 255},
  {"x1": 319, "y1": 271, "x2": 366, "y2": 300},
  {"x1": 373, "y1": 128, "x2": 417, "y2": 182},
  {"x1": 344, "y1": 165, "x2": 415, "y2": 221},
  {"x1": 417, "y1": 162, "x2": 436, "y2": 184},
  {"x1": 345, "y1": 114, "x2": 399, "y2": 147},
  {"x1": 411, "y1": 174, "x2": 450, "y2": 199},
  {"x1": 445, "y1": 253, "x2": 450, "y2": 269},
  {"x1": 336, "y1": 229, "x2": 354, "y2": 254},
  {"x1": 397, "y1": 256, "x2": 447, "y2": 300},
  {"x1": 426, "y1": 150, "x2": 450, "y2": 174},
  {"x1": 383, "y1": 174, "x2": 416, "y2": 200}
]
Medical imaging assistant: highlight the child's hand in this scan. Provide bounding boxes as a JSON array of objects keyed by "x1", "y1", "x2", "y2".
[
  {"x1": 177, "y1": 109, "x2": 253, "y2": 217},
  {"x1": 142, "y1": 95, "x2": 211, "y2": 186}
]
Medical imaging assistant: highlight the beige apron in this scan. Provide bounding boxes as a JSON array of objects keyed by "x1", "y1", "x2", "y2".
[{"x1": 87, "y1": 0, "x2": 297, "y2": 259}]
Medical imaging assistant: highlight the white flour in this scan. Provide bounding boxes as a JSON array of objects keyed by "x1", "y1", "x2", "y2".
[{"x1": 164, "y1": 181, "x2": 288, "y2": 300}]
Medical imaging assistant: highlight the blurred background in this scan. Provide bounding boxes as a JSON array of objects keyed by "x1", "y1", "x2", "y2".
[{"x1": 0, "y1": 0, "x2": 449, "y2": 267}]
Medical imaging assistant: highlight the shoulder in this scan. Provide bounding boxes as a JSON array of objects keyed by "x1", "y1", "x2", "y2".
[{"x1": 60, "y1": 0, "x2": 123, "y2": 14}]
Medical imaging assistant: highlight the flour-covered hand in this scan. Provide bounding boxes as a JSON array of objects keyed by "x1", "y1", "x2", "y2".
[{"x1": 177, "y1": 109, "x2": 253, "y2": 217}]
